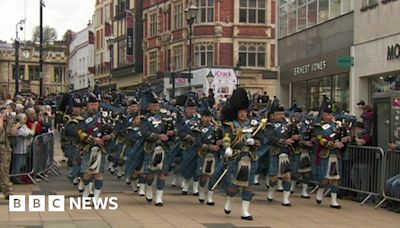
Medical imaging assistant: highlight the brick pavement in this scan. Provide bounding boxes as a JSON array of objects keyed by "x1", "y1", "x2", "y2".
[{"x1": 0, "y1": 133, "x2": 398, "y2": 228}]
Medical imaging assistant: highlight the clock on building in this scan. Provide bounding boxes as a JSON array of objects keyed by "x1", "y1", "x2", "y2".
[{"x1": 22, "y1": 50, "x2": 30, "y2": 58}]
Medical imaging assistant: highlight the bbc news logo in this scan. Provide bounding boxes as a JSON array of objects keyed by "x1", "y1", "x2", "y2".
[{"x1": 9, "y1": 195, "x2": 119, "y2": 212}]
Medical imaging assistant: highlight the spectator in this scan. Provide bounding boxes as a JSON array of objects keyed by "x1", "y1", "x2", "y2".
[
  {"x1": 26, "y1": 108, "x2": 42, "y2": 136},
  {"x1": 11, "y1": 113, "x2": 36, "y2": 183},
  {"x1": 357, "y1": 101, "x2": 374, "y2": 136},
  {"x1": 38, "y1": 105, "x2": 53, "y2": 134}
]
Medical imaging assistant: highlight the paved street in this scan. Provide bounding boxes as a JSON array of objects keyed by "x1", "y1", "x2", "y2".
[{"x1": 0, "y1": 134, "x2": 399, "y2": 228}]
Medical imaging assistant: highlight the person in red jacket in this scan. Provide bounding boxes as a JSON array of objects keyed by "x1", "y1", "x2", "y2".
[{"x1": 26, "y1": 108, "x2": 42, "y2": 136}]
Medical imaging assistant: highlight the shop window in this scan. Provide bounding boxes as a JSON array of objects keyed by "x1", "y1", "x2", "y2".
[
  {"x1": 239, "y1": 43, "x2": 266, "y2": 68},
  {"x1": 318, "y1": 0, "x2": 329, "y2": 23},
  {"x1": 13, "y1": 65, "x2": 25, "y2": 81},
  {"x1": 194, "y1": 43, "x2": 214, "y2": 67},
  {"x1": 332, "y1": 74, "x2": 349, "y2": 112},
  {"x1": 239, "y1": 0, "x2": 266, "y2": 24},
  {"x1": 197, "y1": 0, "x2": 214, "y2": 23},
  {"x1": 149, "y1": 51, "x2": 158, "y2": 75},
  {"x1": 172, "y1": 45, "x2": 184, "y2": 70},
  {"x1": 292, "y1": 80, "x2": 308, "y2": 110}
]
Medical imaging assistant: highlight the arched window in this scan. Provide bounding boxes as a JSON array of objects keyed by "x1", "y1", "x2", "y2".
[
  {"x1": 194, "y1": 43, "x2": 214, "y2": 67},
  {"x1": 238, "y1": 43, "x2": 266, "y2": 68}
]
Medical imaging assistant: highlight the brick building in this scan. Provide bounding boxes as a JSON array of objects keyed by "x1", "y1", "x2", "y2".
[
  {"x1": 93, "y1": 0, "x2": 115, "y2": 90},
  {"x1": 142, "y1": 0, "x2": 277, "y2": 99},
  {"x1": 111, "y1": 0, "x2": 143, "y2": 90}
]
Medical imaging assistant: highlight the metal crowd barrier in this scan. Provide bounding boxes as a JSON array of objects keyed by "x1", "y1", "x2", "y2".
[
  {"x1": 31, "y1": 132, "x2": 60, "y2": 182},
  {"x1": 340, "y1": 145, "x2": 384, "y2": 205},
  {"x1": 309, "y1": 145, "x2": 384, "y2": 206},
  {"x1": 8, "y1": 132, "x2": 58, "y2": 184},
  {"x1": 376, "y1": 149, "x2": 400, "y2": 208}
]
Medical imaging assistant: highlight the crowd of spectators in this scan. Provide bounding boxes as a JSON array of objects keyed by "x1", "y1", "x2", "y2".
[{"x1": 0, "y1": 93, "x2": 54, "y2": 184}]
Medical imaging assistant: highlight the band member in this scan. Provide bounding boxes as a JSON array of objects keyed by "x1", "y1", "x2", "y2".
[
  {"x1": 78, "y1": 94, "x2": 113, "y2": 202},
  {"x1": 218, "y1": 88, "x2": 262, "y2": 220},
  {"x1": 197, "y1": 109, "x2": 222, "y2": 205},
  {"x1": 266, "y1": 106, "x2": 297, "y2": 206},
  {"x1": 141, "y1": 94, "x2": 174, "y2": 206},
  {"x1": 63, "y1": 97, "x2": 85, "y2": 188},
  {"x1": 314, "y1": 107, "x2": 347, "y2": 209}
]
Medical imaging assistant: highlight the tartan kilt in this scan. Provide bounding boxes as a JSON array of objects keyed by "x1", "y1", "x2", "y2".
[
  {"x1": 80, "y1": 148, "x2": 106, "y2": 174},
  {"x1": 164, "y1": 139, "x2": 181, "y2": 172},
  {"x1": 180, "y1": 144, "x2": 200, "y2": 179},
  {"x1": 124, "y1": 139, "x2": 145, "y2": 177},
  {"x1": 143, "y1": 143, "x2": 169, "y2": 175}
]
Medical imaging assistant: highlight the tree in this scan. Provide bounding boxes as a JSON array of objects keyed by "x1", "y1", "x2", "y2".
[{"x1": 32, "y1": 25, "x2": 58, "y2": 45}]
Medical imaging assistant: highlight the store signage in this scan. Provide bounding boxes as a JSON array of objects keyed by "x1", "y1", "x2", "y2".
[
  {"x1": 293, "y1": 60, "x2": 327, "y2": 76},
  {"x1": 387, "y1": 43, "x2": 400, "y2": 60},
  {"x1": 126, "y1": 13, "x2": 135, "y2": 64}
]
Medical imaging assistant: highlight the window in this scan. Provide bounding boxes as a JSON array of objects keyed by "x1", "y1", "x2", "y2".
[
  {"x1": 279, "y1": 1, "x2": 288, "y2": 37},
  {"x1": 29, "y1": 66, "x2": 40, "y2": 81},
  {"x1": 149, "y1": 51, "x2": 158, "y2": 75},
  {"x1": 194, "y1": 43, "x2": 214, "y2": 67},
  {"x1": 288, "y1": 0, "x2": 296, "y2": 34},
  {"x1": 239, "y1": 44, "x2": 266, "y2": 68},
  {"x1": 54, "y1": 67, "x2": 63, "y2": 83},
  {"x1": 118, "y1": 40, "x2": 127, "y2": 67},
  {"x1": 362, "y1": 0, "x2": 378, "y2": 8},
  {"x1": 197, "y1": 0, "x2": 214, "y2": 23},
  {"x1": 172, "y1": 45, "x2": 184, "y2": 70},
  {"x1": 307, "y1": 0, "x2": 318, "y2": 27},
  {"x1": 13, "y1": 65, "x2": 25, "y2": 80},
  {"x1": 330, "y1": 0, "x2": 341, "y2": 18},
  {"x1": 174, "y1": 3, "x2": 183, "y2": 29},
  {"x1": 297, "y1": 1, "x2": 307, "y2": 31},
  {"x1": 149, "y1": 13, "x2": 158, "y2": 37},
  {"x1": 239, "y1": 0, "x2": 266, "y2": 24},
  {"x1": 318, "y1": 0, "x2": 329, "y2": 23}
]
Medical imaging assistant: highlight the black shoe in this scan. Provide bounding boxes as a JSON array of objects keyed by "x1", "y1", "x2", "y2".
[
  {"x1": 117, "y1": 175, "x2": 122, "y2": 179},
  {"x1": 193, "y1": 192, "x2": 199, "y2": 196},
  {"x1": 89, "y1": 193, "x2": 94, "y2": 197},
  {"x1": 182, "y1": 191, "x2": 188, "y2": 195},
  {"x1": 301, "y1": 195, "x2": 311, "y2": 199},
  {"x1": 79, "y1": 189, "x2": 84, "y2": 193},
  {"x1": 126, "y1": 181, "x2": 131, "y2": 185},
  {"x1": 330, "y1": 205, "x2": 341, "y2": 209},
  {"x1": 199, "y1": 199, "x2": 204, "y2": 204},
  {"x1": 316, "y1": 199, "x2": 322, "y2": 205},
  {"x1": 146, "y1": 198, "x2": 153, "y2": 203},
  {"x1": 207, "y1": 202, "x2": 215, "y2": 206},
  {"x1": 139, "y1": 193, "x2": 145, "y2": 196},
  {"x1": 224, "y1": 209, "x2": 231, "y2": 214},
  {"x1": 267, "y1": 197, "x2": 273, "y2": 202},
  {"x1": 254, "y1": 182, "x2": 260, "y2": 186},
  {"x1": 241, "y1": 215, "x2": 253, "y2": 220},
  {"x1": 290, "y1": 191, "x2": 294, "y2": 194},
  {"x1": 277, "y1": 189, "x2": 284, "y2": 192},
  {"x1": 155, "y1": 202, "x2": 163, "y2": 207},
  {"x1": 281, "y1": 203, "x2": 292, "y2": 207}
]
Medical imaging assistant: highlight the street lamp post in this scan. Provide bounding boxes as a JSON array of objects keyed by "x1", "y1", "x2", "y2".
[
  {"x1": 234, "y1": 63, "x2": 242, "y2": 88},
  {"x1": 206, "y1": 70, "x2": 214, "y2": 90},
  {"x1": 15, "y1": 19, "x2": 25, "y2": 98},
  {"x1": 106, "y1": 37, "x2": 115, "y2": 92},
  {"x1": 185, "y1": 3, "x2": 198, "y2": 92}
]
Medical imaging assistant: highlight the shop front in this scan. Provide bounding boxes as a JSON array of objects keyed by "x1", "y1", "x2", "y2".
[
  {"x1": 279, "y1": 13, "x2": 354, "y2": 112},
  {"x1": 163, "y1": 67, "x2": 238, "y2": 102}
]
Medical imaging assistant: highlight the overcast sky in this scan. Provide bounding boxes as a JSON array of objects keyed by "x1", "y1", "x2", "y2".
[{"x1": 0, "y1": 0, "x2": 95, "y2": 42}]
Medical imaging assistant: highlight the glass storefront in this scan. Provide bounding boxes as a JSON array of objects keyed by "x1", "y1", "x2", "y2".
[
  {"x1": 292, "y1": 73, "x2": 349, "y2": 112},
  {"x1": 369, "y1": 71, "x2": 400, "y2": 100}
]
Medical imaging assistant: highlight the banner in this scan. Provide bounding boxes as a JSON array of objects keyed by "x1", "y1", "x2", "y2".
[{"x1": 126, "y1": 13, "x2": 135, "y2": 64}]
